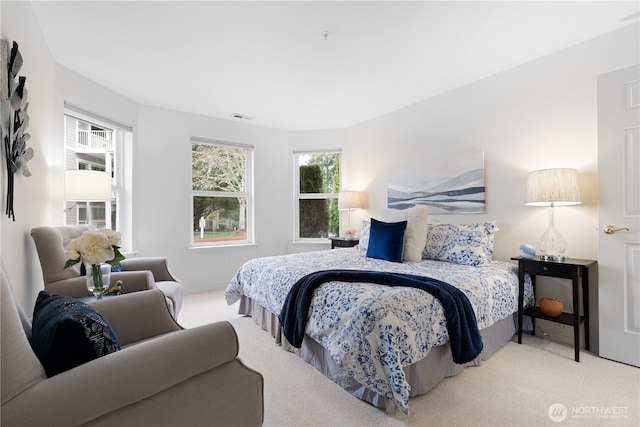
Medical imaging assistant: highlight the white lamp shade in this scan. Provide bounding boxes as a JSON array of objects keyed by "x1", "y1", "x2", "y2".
[
  {"x1": 525, "y1": 168, "x2": 581, "y2": 206},
  {"x1": 64, "y1": 170, "x2": 112, "y2": 201},
  {"x1": 338, "y1": 191, "x2": 363, "y2": 210}
]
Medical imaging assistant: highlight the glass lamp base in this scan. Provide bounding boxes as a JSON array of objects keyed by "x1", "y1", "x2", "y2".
[{"x1": 539, "y1": 205, "x2": 567, "y2": 262}]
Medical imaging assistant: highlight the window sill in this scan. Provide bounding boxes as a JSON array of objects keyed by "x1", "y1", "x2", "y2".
[
  {"x1": 289, "y1": 240, "x2": 332, "y2": 245},
  {"x1": 188, "y1": 243, "x2": 258, "y2": 251}
]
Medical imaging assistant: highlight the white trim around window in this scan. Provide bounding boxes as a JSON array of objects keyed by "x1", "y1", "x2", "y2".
[
  {"x1": 293, "y1": 149, "x2": 341, "y2": 241},
  {"x1": 190, "y1": 137, "x2": 254, "y2": 247}
]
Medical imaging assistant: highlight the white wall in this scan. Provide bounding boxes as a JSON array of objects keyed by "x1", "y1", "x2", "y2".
[
  {"x1": 344, "y1": 23, "x2": 638, "y2": 262},
  {"x1": 134, "y1": 105, "x2": 290, "y2": 293},
  {"x1": 55, "y1": 72, "x2": 292, "y2": 293},
  {"x1": 1, "y1": 1, "x2": 56, "y2": 307}
]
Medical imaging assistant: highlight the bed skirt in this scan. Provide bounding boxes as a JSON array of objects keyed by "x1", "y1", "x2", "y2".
[{"x1": 238, "y1": 295, "x2": 517, "y2": 411}]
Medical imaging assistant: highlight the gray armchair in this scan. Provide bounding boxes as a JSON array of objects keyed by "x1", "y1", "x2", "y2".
[
  {"x1": 30, "y1": 225, "x2": 183, "y2": 318},
  {"x1": 1, "y1": 268, "x2": 264, "y2": 426}
]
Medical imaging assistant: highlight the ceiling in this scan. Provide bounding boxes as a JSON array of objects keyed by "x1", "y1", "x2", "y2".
[{"x1": 30, "y1": 1, "x2": 639, "y2": 131}]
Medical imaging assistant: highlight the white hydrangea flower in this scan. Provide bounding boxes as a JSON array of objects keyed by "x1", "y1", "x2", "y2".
[
  {"x1": 64, "y1": 228, "x2": 125, "y2": 269},
  {"x1": 65, "y1": 237, "x2": 81, "y2": 261},
  {"x1": 77, "y1": 231, "x2": 115, "y2": 264},
  {"x1": 100, "y1": 229, "x2": 122, "y2": 247}
]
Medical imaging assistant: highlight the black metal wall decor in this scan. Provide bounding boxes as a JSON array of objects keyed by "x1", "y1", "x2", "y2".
[{"x1": 1, "y1": 40, "x2": 34, "y2": 221}]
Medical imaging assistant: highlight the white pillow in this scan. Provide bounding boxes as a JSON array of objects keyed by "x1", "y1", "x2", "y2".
[{"x1": 379, "y1": 205, "x2": 429, "y2": 262}]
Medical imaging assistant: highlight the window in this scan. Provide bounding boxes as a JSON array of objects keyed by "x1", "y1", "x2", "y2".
[
  {"x1": 191, "y1": 138, "x2": 253, "y2": 246},
  {"x1": 294, "y1": 150, "x2": 340, "y2": 240},
  {"x1": 64, "y1": 107, "x2": 131, "y2": 243}
]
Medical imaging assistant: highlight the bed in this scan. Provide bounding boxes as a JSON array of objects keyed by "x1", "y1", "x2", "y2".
[{"x1": 225, "y1": 216, "x2": 534, "y2": 415}]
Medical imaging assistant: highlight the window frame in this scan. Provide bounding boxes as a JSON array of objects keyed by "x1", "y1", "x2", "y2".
[
  {"x1": 63, "y1": 104, "x2": 132, "y2": 250},
  {"x1": 190, "y1": 137, "x2": 254, "y2": 248},
  {"x1": 293, "y1": 149, "x2": 341, "y2": 241}
]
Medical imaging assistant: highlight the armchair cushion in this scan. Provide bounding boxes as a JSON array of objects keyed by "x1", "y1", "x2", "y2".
[
  {"x1": 89, "y1": 289, "x2": 181, "y2": 347},
  {"x1": 30, "y1": 291, "x2": 120, "y2": 377}
]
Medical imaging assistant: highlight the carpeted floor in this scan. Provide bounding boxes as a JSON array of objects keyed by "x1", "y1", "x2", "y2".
[{"x1": 180, "y1": 291, "x2": 640, "y2": 427}]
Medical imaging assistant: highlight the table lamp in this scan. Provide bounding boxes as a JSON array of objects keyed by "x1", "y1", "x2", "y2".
[
  {"x1": 525, "y1": 168, "x2": 581, "y2": 261},
  {"x1": 338, "y1": 190, "x2": 363, "y2": 239}
]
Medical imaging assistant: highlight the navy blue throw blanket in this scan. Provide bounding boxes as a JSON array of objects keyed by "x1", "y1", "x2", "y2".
[{"x1": 278, "y1": 269, "x2": 483, "y2": 365}]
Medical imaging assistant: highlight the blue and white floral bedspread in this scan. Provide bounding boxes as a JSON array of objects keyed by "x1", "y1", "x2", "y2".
[{"x1": 225, "y1": 249, "x2": 533, "y2": 415}]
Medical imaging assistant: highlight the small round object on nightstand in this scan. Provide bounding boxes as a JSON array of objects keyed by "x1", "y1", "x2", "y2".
[
  {"x1": 539, "y1": 297, "x2": 563, "y2": 317},
  {"x1": 519, "y1": 244, "x2": 536, "y2": 259}
]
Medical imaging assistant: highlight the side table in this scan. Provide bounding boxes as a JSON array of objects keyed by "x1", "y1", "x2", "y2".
[
  {"x1": 329, "y1": 237, "x2": 360, "y2": 249},
  {"x1": 511, "y1": 256, "x2": 597, "y2": 362}
]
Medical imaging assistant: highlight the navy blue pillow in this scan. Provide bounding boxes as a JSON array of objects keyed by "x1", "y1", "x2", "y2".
[
  {"x1": 365, "y1": 218, "x2": 408, "y2": 263},
  {"x1": 30, "y1": 291, "x2": 120, "y2": 377}
]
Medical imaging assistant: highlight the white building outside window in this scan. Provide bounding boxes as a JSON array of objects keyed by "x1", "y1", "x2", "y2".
[{"x1": 63, "y1": 104, "x2": 133, "y2": 250}]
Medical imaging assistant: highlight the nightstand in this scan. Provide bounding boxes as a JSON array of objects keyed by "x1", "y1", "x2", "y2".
[
  {"x1": 511, "y1": 256, "x2": 597, "y2": 362},
  {"x1": 329, "y1": 237, "x2": 359, "y2": 249}
]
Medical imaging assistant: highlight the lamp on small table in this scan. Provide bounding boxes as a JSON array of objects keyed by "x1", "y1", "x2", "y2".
[
  {"x1": 338, "y1": 190, "x2": 363, "y2": 240},
  {"x1": 525, "y1": 168, "x2": 581, "y2": 261}
]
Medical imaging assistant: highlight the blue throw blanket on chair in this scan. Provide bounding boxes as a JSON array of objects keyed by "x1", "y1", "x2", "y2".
[{"x1": 278, "y1": 269, "x2": 483, "y2": 364}]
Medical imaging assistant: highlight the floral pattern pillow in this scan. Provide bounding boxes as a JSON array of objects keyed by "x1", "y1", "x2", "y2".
[
  {"x1": 422, "y1": 222, "x2": 498, "y2": 266},
  {"x1": 355, "y1": 220, "x2": 370, "y2": 253}
]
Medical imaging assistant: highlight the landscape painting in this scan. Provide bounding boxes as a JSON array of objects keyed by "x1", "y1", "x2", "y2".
[{"x1": 387, "y1": 152, "x2": 485, "y2": 214}]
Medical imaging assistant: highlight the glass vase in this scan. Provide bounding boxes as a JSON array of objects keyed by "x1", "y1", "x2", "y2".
[{"x1": 85, "y1": 262, "x2": 111, "y2": 300}]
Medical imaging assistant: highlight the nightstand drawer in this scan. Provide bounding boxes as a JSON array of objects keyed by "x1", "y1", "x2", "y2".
[
  {"x1": 333, "y1": 239, "x2": 353, "y2": 247},
  {"x1": 329, "y1": 238, "x2": 359, "y2": 249},
  {"x1": 524, "y1": 262, "x2": 573, "y2": 279}
]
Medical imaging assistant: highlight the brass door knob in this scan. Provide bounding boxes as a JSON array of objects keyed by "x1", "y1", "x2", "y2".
[{"x1": 603, "y1": 225, "x2": 630, "y2": 234}]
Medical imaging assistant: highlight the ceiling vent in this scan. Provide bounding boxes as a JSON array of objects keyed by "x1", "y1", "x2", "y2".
[{"x1": 231, "y1": 113, "x2": 253, "y2": 120}]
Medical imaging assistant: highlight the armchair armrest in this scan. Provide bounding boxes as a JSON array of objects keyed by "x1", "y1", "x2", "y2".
[
  {"x1": 45, "y1": 271, "x2": 156, "y2": 298},
  {"x1": 121, "y1": 257, "x2": 180, "y2": 283},
  {"x1": 89, "y1": 289, "x2": 181, "y2": 346},
  {"x1": 2, "y1": 321, "x2": 240, "y2": 427},
  {"x1": 110, "y1": 270, "x2": 156, "y2": 293},
  {"x1": 45, "y1": 276, "x2": 91, "y2": 298}
]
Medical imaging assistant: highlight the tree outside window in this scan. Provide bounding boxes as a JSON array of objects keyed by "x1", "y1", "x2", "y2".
[
  {"x1": 296, "y1": 151, "x2": 340, "y2": 239},
  {"x1": 191, "y1": 140, "x2": 253, "y2": 245}
]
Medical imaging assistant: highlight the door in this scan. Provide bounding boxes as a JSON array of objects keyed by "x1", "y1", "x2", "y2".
[{"x1": 597, "y1": 64, "x2": 640, "y2": 367}]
